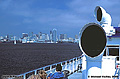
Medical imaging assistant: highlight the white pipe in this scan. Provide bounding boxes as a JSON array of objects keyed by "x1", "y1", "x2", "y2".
[
  {"x1": 94, "y1": 6, "x2": 115, "y2": 36},
  {"x1": 79, "y1": 23, "x2": 106, "y2": 79},
  {"x1": 94, "y1": 6, "x2": 111, "y2": 26}
]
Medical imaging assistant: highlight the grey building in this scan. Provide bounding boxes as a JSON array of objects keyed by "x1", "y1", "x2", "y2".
[
  {"x1": 59, "y1": 34, "x2": 67, "y2": 40},
  {"x1": 22, "y1": 33, "x2": 28, "y2": 38},
  {"x1": 50, "y1": 31, "x2": 52, "y2": 41},
  {"x1": 52, "y1": 29, "x2": 57, "y2": 43}
]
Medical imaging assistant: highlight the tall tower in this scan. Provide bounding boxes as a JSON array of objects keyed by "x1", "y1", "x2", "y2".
[
  {"x1": 28, "y1": 32, "x2": 33, "y2": 37},
  {"x1": 38, "y1": 32, "x2": 42, "y2": 40},
  {"x1": 50, "y1": 31, "x2": 52, "y2": 41},
  {"x1": 52, "y1": 29, "x2": 57, "y2": 43},
  {"x1": 59, "y1": 34, "x2": 67, "y2": 40},
  {"x1": 22, "y1": 33, "x2": 28, "y2": 38},
  {"x1": 75, "y1": 35, "x2": 78, "y2": 39}
]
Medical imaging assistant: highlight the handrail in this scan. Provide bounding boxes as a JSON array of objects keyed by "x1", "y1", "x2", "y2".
[
  {"x1": 113, "y1": 68, "x2": 119, "y2": 79},
  {"x1": 16, "y1": 56, "x2": 82, "y2": 79}
]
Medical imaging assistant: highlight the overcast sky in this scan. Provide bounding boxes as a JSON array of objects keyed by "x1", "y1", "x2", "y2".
[{"x1": 0, "y1": 0, "x2": 120, "y2": 38}]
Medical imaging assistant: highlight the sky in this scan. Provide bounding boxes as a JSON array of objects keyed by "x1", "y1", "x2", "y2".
[{"x1": 0, "y1": 0, "x2": 120, "y2": 38}]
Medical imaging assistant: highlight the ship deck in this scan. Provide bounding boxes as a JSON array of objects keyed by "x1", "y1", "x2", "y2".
[{"x1": 68, "y1": 72, "x2": 82, "y2": 79}]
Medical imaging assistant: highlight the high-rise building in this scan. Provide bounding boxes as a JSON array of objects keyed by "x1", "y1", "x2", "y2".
[
  {"x1": 45, "y1": 34, "x2": 49, "y2": 40},
  {"x1": 0, "y1": 36, "x2": 3, "y2": 40},
  {"x1": 75, "y1": 35, "x2": 78, "y2": 39},
  {"x1": 59, "y1": 34, "x2": 64, "y2": 39},
  {"x1": 22, "y1": 33, "x2": 28, "y2": 38},
  {"x1": 59, "y1": 34, "x2": 67, "y2": 40},
  {"x1": 50, "y1": 31, "x2": 52, "y2": 41},
  {"x1": 9, "y1": 35, "x2": 14, "y2": 41},
  {"x1": 6, "y1": 35, "x2": 9, "y2": 39},
  {"x1": 75, "y1": 35, "x2": 79, "y2": 43},
  {"x1": 28, "y1": 32, "x2": 33, "y2": 37},
  {"x1": 52, "y1": 29, "x2": 57, "y2": 43},
  {"x1": 64, "y1": 34, "x2": 67, "y2": 39},
  {"x1": 33, "y1": 34, "x2": 39, "y2": 40},
  {"x1": 41, "y1": 33, "x2": 49, "y2": 40},
  {"x1": 41, "y1": 33, "x2": 45, "y2": 40},
  {"x1": 38, "y1": 32, "x2": 42, "y2": 39},
  {"x1": 5, "y1": 34, "x2": 10, "y2": 41}
]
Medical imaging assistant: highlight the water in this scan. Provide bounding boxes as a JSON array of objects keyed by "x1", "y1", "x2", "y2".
[
  {"x1": 0, "y1": 43, "x2": 82, "y2": 77},
  {"x1": 0, "y1": 37, "x2": 119, "y2": 78}
]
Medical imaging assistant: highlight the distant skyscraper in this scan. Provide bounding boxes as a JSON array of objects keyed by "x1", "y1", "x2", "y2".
[
  {"x1": 59, "y1": 34, "x2": 64, "y2": 39},
  {"x1": 45, "y1": 34, "x2": 49, "y2": 40},
  {"x1": 75, "y1": 35, "x2": 78, "y2": 39},
  {"x1": 5, "y1": 34, "x2": 10, "y2": 41},
  {"x1": 41, "y1": 33, "x2": 45, "y2": 40},
  {"x1": 9, "y1": 35, "x2": 14, "y2": 41},
  {"x1": 38, "y1": 32, "x2": 42, "y2": 39},
  {"x1": 75, "y1": 35, "x2": 79, "y2": 43},
  {"x1": 59, "y1": 34, "x2": 67, "y2": 40},
  {"x1": 22, "y1": 33, "x2": 28, "y2": 38},
  {"x1": 50, "y1": 31, "x2": 52, "y2": 41},
  {"x1": 33, "y1": 34, "x2": 39, "y2": 40},
  {"x1": 52, "y1": 29, "x2": 57, "y2": 43},
  {"x1": 118, "y1": 23, "x2": 120, "y2": 27},
  {"x1": 41, "y1": 33, "x2": 49, "y2": 40},
  {"x1": 64, "y1": 34, "x2": 67, "y2": 39},
  {"x1": 29, "y1": 32, "x2": 33, "y2": 37},
  {"x1": 0, "y1": 36, "x2": 3, "y2": 40},
  {"x1": 6, "y1": 35, "x2": 9, "y2": 39}
]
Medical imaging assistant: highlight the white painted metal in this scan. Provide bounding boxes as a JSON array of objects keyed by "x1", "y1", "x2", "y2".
[{"x1": 94, "y1": 6, "x2": 115, "y2": 36}]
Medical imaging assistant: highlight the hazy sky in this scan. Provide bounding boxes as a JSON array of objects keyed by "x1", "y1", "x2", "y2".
[{"x1": 0, "y1": 0, "x2": 120, "y2": 38}]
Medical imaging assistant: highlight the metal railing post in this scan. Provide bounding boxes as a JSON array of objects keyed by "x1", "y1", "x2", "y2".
[
  {"x1": 61, "y1": 63, "x2": 62, "y2": 67},
  {"x1": 23, "y1": 74, "x2": 26, "y2": 79},
  {"x1": 108, "y1": 47, "x2": 109, "y2": 56},
  {"x1": 69, "y1": 60, "x2": 71, "y2": 73},
  {"x1": 119, "y1": 45, "x2": 120, "y2": 61},
  {"x1": 43, "y1": 67, "x2": 45, "y2": 71},
  {"x1": 76, "y1": 57, "x2": 78, "y2": 70},
  {"x1": 106, "y1": 47, "x2": 108, "y2": 56},
  {"x1": 34, "y1": 70, "x2": 37, "y2": 75},
  {"x1": 118, "y1": 68, "x2": 119, "y2": 79},
  {"x1": 50, "y1": 65, "x2": 52, "y2": 73},
  {"x1": 118, "y1": 45, "x2": 120, "y2": 79},
  {"x1": 73, "y1": 58, "x2": 74, "y2": 72},
  {"x1": 65, "y1": 61, "x2": 67, "y2": 70}
]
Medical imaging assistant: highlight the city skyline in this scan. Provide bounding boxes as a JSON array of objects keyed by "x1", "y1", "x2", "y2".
[
  {"x1": 0, "y1": 0, "x2": 120, "y2": 38},
  {"x1": 0, "y1": 28, "x2": 79, "y2": 43},
  {"x1": 0, "y1": 28, "x2": 79, "y2": 39}
]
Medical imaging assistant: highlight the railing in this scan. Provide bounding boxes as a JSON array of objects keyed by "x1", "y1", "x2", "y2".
[
  {"x1": 14, "y1": 56, "x2": 82, "y2": 79},
  {"x1": 115, "y1": 57, "x2": 120, "y2": 79},
  {"x1": 106, "y1": 45, "x2": 120, "y2": 79},
  {"x1": 114, "y1": 66, "x2": 120, "y2": 79}
]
